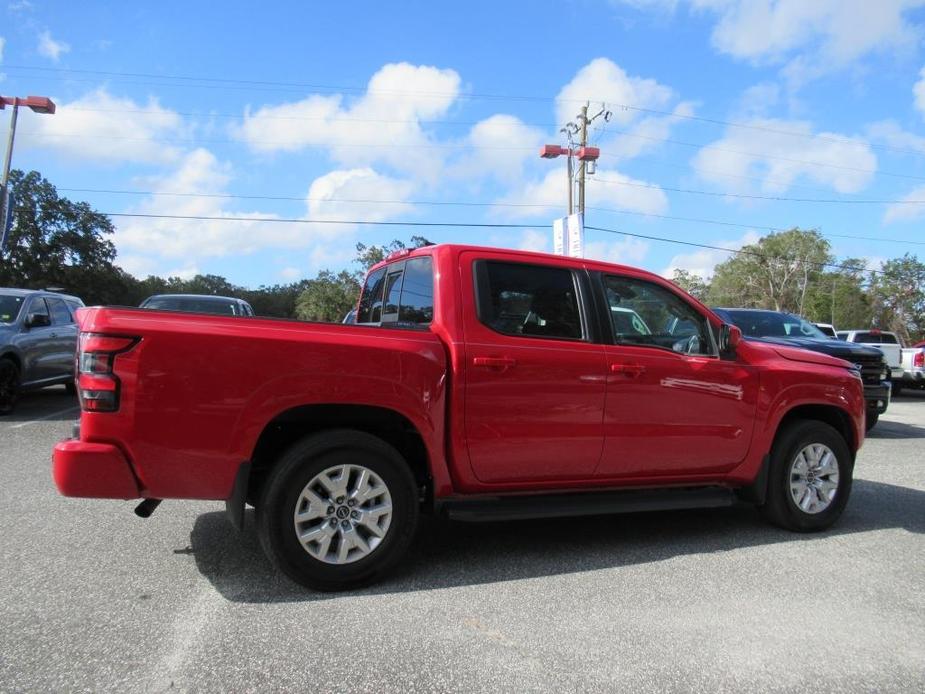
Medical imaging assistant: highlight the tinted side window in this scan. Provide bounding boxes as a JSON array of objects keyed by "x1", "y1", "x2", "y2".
[
  {"x1": 47, "y1": 298, "x2": 73, "y2": 325},
  {"x1": 357, "y1": 267, "x2": 386, "y2": 324},
  {"x1": 383, "y1": 270, "x2": 403, "y2": 319},
  {"x1": 479, "y1": 261, "x2": 583, "y2": 340},
  {"x1": 29, "y1": 297, "x2": 50, "y2": 321},
  {"x1": 398, "y1": 257, "x2": 434, "y2": 326},
  {"x1": 604, "y1": 275, "x2": 714, "y2": 355},
  {"x1": 881, "y1": 334, "x2": 898, "y2": 344},
  {"x1": 854, "y1": 332, "x2": 880, "y2": 343}
]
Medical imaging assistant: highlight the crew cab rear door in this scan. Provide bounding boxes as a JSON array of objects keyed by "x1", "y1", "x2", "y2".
[
  {"x1": 595, "y1": 271, "x2": 759, "y2": 478},
  {"x1": 459, "y1": 252, "x2": 607, "y2": 483}
]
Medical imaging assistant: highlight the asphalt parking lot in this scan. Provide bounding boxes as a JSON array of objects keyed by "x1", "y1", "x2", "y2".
[{"x1": 1, "y1": 388, "x2": 923, "y2": 693}]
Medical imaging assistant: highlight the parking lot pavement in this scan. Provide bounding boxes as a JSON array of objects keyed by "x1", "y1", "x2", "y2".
[{"x1": 0, "y1": 389, "x2": 923, "y2": 693}]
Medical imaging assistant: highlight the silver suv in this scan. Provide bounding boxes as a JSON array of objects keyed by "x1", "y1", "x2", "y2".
[{"x1": 0, "y1": 288, "x2": 85, "y2": 414}]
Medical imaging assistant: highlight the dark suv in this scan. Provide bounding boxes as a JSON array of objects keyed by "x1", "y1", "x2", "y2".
[
  {"x1": 0, "y1": 288, "x2": 85, "y2": 414},
  {"x1": 713, "y1": 308, "x2": 891, "y2": 431}
]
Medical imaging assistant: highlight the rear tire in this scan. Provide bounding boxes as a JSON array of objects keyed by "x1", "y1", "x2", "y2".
[
  {"x1": 0, "y1": 359, "x2": 20, "y2": 416},
  {"x1": 865, "y1": 413, "x2": 879, "y2": 432},
  {"x1": 256, "y1": 429, "x2": 419, "y2": 591},
  {"x1": 761, "y1": 420, "x2": 852, "y2": 532}
]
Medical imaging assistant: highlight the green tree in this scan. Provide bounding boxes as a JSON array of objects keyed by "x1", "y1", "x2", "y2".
[
  {"x1": 0, "y1": 169, "x2": 132, "y2": 304},
  {"x1": 354, "y1": 235, "x2": 433, "y2": 270},
  {"x1": 803, "y1": 259, "x2": 873, "y2": 329},
  {"x1": 869, "y1": 254, "x2": 925, "y2": 343},
  {"x1": 707, "y1": 228, "x2": 832, "y2": 314},
  {"x1": 670, "y1": 269, "x2": 709, "y2": 301},
  {"x1": 294, "y1": 270, "x2": 362, "y2": 322}
]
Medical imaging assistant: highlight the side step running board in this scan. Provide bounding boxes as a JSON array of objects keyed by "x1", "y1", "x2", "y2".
[{"x1": 440, "y1": 486, "x2": 735, "y2": 523}]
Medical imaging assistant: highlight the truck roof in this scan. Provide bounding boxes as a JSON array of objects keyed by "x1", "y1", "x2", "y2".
[{"x1": 368, "y1": 243, "x2": 667, "y2": 283}]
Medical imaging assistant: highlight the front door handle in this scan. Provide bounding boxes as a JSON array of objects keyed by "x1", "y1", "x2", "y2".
[
  {"x1": 473, "y1": 356, "x2": 517, "y2": 370},
  {"x1": 611, "y1": 362, "x2": 645, "y2": 378}
]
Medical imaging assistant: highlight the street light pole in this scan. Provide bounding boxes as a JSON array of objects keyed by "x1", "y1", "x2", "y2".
[
  {"x1": 0, "y1": 95, "x2": 56, "y2": 248},
  {"x1": 1, "y1": 101, "x2": 20, "y2": 195}
]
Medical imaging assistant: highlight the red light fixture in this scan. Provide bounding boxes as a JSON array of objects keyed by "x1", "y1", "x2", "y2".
[{"x1": 76, "y1": 333, "x2": 139, "y2": 412}]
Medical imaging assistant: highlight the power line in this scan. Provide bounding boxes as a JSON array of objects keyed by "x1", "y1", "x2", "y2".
[
  {"x1": 585, "y1": 225, "x2": 884, "y2": 275},
  {"x1": 591, "y1": 177, "x2": 925, "y2": 205},
  {"x1": 88, "y1": 210, "x2": 889, "y2": 273},
  {"x1": 23, "y1": 129, "x2": 917, "y2": 182},
  {"x1": 57, "y1": 187, "x2": 924, "y2": 246},
  {"x1": 5, "y1": 63, "x2": 923, "y2": 158},
  {"x1": 102, "y1": 212, "x2": 539, "y2": 230}
]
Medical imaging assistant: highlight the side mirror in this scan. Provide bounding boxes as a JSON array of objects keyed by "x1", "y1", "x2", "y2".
[
  {"x1": 25, "y1": 313, "x2": 51, "y2": 328},
  {"x1": 718, "y1": 323, "x2": 742, "y2": 353}
]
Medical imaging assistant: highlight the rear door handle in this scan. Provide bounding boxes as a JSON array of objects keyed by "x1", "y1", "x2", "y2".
[
  {"x1": 473, "y1": 356, "x2": 517, "y2": 370},
  {"x1": 611, "y1": 363, "x2": 645, "y2": 377}
]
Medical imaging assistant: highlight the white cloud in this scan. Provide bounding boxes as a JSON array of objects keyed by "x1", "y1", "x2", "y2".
[
  {"x1": 450, "y1": 114, "x2": 545, "y2": 182},
  {"x1": 113, "y1": 150, "x2": 416, "y2": 277},
  {"x1": 279, "y1": 266, "x2": 302, "y2": 281},
  {"x1": 498, "y1": 168, "x2": 668, "y2": 219},
  {"x1": 867, "y1": 119, "x2": 925, "y2": 154},
  {"x1": 0, "y1": 37, "x2": 6, "y2": 62},
  {"x1": 306, "y1": 167, "x2": 416, "y2": 222},
  {"x1": 37, "y1": 30, "x2": 69, "y2": 61},
  {"x1": 22, "y1": 89, "x2": 185, "y2": 164},
  {"x1": 585, "y1": 169, "x2": 669, "y2": 214},
  {"x1": 691, "y1": 118, "x2": 877, "y2": 194},
  {"x1": 661, "y1": 230, "x2": 761, "y2": 279},
  {"x1": 615, "y1": 1, "x2": 924, "y2": 86},
  {"x1": 585, "y1": 236, "x2": 651, "y2": 266},
  {"x1": 555, "y1": 57, "x2": 674, "y2": 126},
  {"x1": 518, "y1": 229, "x2": 549, "y2": 252},
  {"x1": 914, "y1": 66, "x2": 925, "y2": 117},
  {"x1": 234, "y1": 62, "x2": 460, "y2": 177},
  {"x1": 607, "y1": 101, "x2": 695, "y2": 161},
  {"x1": 698, "y1": 0, "x2": 922, "y2": 76},
  {"x1": 883, "y1": 183, "x2": 925, "y2": 223}
]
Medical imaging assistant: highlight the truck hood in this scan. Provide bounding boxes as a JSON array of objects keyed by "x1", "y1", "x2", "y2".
[
  {"x1": 767, "y1": 342, "x2": 853, "y2": 369},
  {"x1": 747, "y1": 336, "x2": 883, "y2": 361}
]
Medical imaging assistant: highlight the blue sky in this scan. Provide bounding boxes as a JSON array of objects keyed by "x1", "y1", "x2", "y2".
[{"x1": 1, "y1": 0, "x2": 924, "y2": 287}]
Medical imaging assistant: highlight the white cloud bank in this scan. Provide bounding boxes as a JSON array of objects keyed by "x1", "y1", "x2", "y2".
[
  {"x1": 661, "y1": 230, "x2": 762, "y2": 279},
  {"x1": 235, "y1": 62, "x2": 460, "y2": 177},
  {"x1": 22, "y1": 89, "x2": 186, "y2": 164},
  {"x1": 692, "y1": 118, "x2": 877, "y2": 194}
]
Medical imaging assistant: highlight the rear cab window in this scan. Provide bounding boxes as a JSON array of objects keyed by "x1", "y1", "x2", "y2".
[
  {"x1": 475, "y1": 260, "x2": 585, "y2": 340},
  {"x1": 356, "y1": 255, "x2": 434, "y2": 329}
]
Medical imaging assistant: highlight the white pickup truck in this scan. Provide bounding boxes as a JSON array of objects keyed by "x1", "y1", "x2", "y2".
[{"x1": 837, "y1": 330, "x2": 925, "y2": 393}]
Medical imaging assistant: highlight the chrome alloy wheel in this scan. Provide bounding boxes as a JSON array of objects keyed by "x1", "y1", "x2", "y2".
[
  {"x1": 293, "y1": 464, "x2": 393, "y2": 565},
  {"x1": 789, "y1": 443, "x2": 840, "y2": 514}
]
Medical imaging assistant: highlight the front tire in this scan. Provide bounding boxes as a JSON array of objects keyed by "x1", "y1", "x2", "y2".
[
  {"x1": 256, "y1": 430, "x2": 419, "y2": 591},
  {"x1": 761, "y1": 420, "x2": 853, "y2": 532},
  {"x1": 0, "y1": 359, "x2": 20, "y2": 416},
  {"x1": 865, "y1": 412, "x2": 879, "y2": 432}
]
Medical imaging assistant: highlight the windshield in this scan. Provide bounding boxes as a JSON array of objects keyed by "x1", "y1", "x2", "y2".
[
  {"x1": 0, "y1": 295, "x2": 25, "y2": 324},
  {"x1": 720, "y1": 310, "x2": 828, "y2": 340}
]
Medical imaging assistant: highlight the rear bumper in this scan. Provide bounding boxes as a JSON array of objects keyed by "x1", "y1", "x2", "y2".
[
  {"x1": 52, "y1": 439, "x2": 141, "y2": 499},
  {"x1": 863, "y1": 382, "x2": 891, "y2": 415}
]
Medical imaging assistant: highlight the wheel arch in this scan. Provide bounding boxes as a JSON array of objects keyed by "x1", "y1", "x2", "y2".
[
  {"x1": 776, "y1": 403, "x2": 858, "y2": 458},
  {"x1": 245, "y1": 404, "x2": 432, "y2": 510}
]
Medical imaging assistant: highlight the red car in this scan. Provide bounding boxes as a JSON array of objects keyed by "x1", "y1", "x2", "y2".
[{"x1": 53, "y1": 245, "x2": 865, "y2": 590}]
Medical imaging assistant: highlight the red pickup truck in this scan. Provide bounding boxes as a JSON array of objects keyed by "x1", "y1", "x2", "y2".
[{"x1": 53, "y1": 244, "x2": 865, "y2": 590}]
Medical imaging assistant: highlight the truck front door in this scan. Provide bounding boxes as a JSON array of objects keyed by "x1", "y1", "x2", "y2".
[{"x1": 595, "y1": 272, "x2": 759, "y2": 479}]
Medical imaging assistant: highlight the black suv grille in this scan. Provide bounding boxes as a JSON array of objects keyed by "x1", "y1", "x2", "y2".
[{"x1": 851, "y1": 354, "x2": 884, "y2": 385}]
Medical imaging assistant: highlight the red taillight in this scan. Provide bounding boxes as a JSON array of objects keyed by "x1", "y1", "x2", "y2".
[
  {"x1": 77, "y1": 333, "x2": 139, "y2": 412},
  {"x1": 915, "y1": 352, "x2": 924, "y2": 368}
]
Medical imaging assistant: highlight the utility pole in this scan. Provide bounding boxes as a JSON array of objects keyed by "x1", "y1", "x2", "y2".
[{"x1": 577, "y1": 103, "x2": 589, "y2": 215}]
